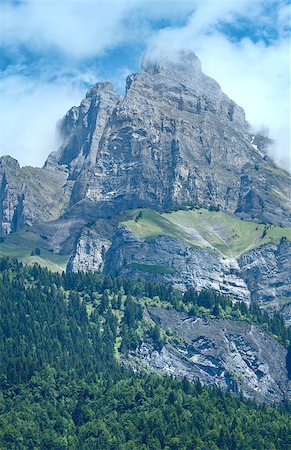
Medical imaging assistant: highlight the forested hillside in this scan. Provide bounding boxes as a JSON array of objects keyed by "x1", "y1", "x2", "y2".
[{"x1": 0, "y1": 258, "x2": 290, "y2": 449}]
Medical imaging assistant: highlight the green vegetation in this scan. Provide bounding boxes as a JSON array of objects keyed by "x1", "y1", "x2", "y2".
[
  {"x1": 0, "y1": 258, "x2": 290, "y2": 449},
  {"x1": 181, "y1": 288, "x2": 290, "y2": 346},
  {"x1": 123, "y1": 208, "x2": 291, "y2": 257},
  {"x1": 0, "y1": 230, "x2": 68, "y2": 272}
]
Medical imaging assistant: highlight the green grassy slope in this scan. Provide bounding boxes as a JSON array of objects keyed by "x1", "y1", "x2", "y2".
[
  {"x1": 123, "y1": 208, "x2": 291, "y2": 257},
  {"x1": 0, "y1": 230, "x2": 68, "y2": 272}
]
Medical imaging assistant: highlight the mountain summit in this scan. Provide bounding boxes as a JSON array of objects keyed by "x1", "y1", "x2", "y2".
[{"x1": 141, "y1": 49, "x2": 203, "y2": 81}]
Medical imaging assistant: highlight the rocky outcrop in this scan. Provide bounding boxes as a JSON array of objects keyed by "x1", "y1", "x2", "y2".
[
  {"x1": 45, "y1": 82, "x2": 121, "y2": 182},
  {"x1": 67, "y1": 229, "x2": 110, "y2": 272},
  {"x1": 104, "y1": 226, "x2": 250, "y2": 302},
  {"x1": 239, "y1": 238, "x2": 291, "y2": 304},
  {"x1": 67, "y1": 219, "x2": 114, "y2": 272},
  {"x1": 102, "y1": 227, "x2": 291, "y2": 318},
  {"x1": 127, "y1": 307, "x2": 289, "y2": 404},
  {"x1": 0, "y1": 156, "x2": 70, "y2": 235}
]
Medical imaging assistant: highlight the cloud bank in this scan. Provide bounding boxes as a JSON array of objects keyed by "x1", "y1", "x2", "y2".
[{"x1": 0, "y1": 0, "x2": 290, "y2": 171}]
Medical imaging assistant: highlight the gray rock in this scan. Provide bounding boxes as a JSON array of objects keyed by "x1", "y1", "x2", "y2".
[
  {"x1": 127, "y1": 307, "x2": 289, "y2": 404},
  {"x1": 45, "y1": 50, "x2": 291, "y2": 227},
  {"x1": 67, "y1": 219, "x2": 114, "y2": 272},
  {"x1": 0, "y1": 156, "x2": 70, "y2": 235},
  {"x1": 239, "y1": 238, "x2": 291, "y2": 304},
  {"x1": 104, "y1": 226, "x2": 250, "y2": 303},
  {"x1": 103, "y1": 227, "x2": 291, "y2": 321}
]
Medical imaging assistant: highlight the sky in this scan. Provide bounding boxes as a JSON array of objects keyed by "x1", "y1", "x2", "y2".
[{"x1": 0, "y1": 0, "x2": 290, "y2": 171}]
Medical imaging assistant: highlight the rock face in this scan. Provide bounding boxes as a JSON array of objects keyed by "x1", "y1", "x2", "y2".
[
  {"x1": 239, "y1": 238, "x2": 291, "y2": 304},
  {"x1": 67, "y1": 219, "x2": 114, "y2": 272},
  {"x1": 0, "y1": 50, "x2": 290, "y2": 236},
  {"x1": 45, "y1": 50, "x2": 290, "y2": 227},
  {"x1": 103, "y1": 226, "x2": 291, "y2": 309},
  {"x1": 127, "y1": 307, "x2": 289, "y2": 404},
  {"x1": 104, "y1": 227, "x2": 251, "y2": 302},
  {"x1": 0, "y1": 156, "x2": 70, "y2": 235}
]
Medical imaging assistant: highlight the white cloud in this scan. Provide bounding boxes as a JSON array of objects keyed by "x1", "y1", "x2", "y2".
[
  {"x1": 0, "y1": 0, "x2": 137, "y2": 59},
  {"x1": 0, "y1": 0, "x2": 289, "y2": 171},
  {"x1": 0, "y1": 73, "x2": 89, "y2": 167}
]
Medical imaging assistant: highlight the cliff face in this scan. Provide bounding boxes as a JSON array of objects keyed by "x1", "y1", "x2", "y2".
[
  {"x1": 45, "y1": 50, "x2": 290, "y2": 226},
  {"x1": 67, "y1": 218, "x2": 114, "y2": 272},
  {"x1": 239, "y1": 238, "x2": 291, "y2": 305},
  {"x1": 0, "y1": 156, "x2": 70, "y2": 235},
  {"x1": 126, "y1": 307, "x2": 289, "y2": 404},
  {"x1": 103, "y1": 227, "x2": 251, "y2": 302},
  {"x1": 103, "y1": 227, "x2": 291, "y2": 304}
]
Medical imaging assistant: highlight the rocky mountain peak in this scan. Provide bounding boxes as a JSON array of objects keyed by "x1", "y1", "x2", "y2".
[
  {"x1": 41, "y1": 49, "x2": 290, "y2": 227},
  {"x1": 140, "y1": 49, "x2": 223, "y2": 99},
  {"x1": 85, "y1": 81, "x2": 115, "y2": 99},
  {"x1": 0, "y1": 155, "x2": 20, "y2": 172},
  {"x1": 141, "y1": 49, "x2": 202, "y2": 79}
]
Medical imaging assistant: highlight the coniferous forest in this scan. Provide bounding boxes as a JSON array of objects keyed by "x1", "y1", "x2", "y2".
[{"x1": 0, "y1": 258, "x2": 290, "y2": 449}]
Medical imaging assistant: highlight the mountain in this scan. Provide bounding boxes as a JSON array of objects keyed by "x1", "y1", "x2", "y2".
[
  {"x1": 46, "y1": 50, "x2": 290, "y2": 225},
  {"x1": 0, "y1": 50, "x2": 291, "y2": 410},
  {"x1": 0, "y1": 50, "x2": 290, "y2": 323}
]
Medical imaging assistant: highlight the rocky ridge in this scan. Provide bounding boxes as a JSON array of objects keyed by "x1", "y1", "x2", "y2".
[{"x1": 95, "y1": 224, "x2": 290, "y2": 312}]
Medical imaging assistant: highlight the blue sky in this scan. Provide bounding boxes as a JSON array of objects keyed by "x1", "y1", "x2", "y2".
[{"x1": 0, "y1": 0, "x2": 290, "y2": 169}]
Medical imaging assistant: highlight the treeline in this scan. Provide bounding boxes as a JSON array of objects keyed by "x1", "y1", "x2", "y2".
[
  {"x1": 0, "y1": 258, "x2": 290, "y2": 449},
  {"x1": 0, "y1": 257, "x2": 289, "y2": 346},
  {"x1": 182, "y1": 287, "x2": 290, "y2": 346}
]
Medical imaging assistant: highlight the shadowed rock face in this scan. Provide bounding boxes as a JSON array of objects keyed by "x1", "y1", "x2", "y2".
[{"x1": 126, "y1": 307, "x2": 290, "y2": 404}]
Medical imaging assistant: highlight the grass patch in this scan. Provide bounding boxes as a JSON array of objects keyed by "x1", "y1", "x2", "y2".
[
  {"x1": 122, "y1": 208, "x2": 291, "y2": 257},
  {"x1": 0, "y1": 230, "x2": 68, "y2": 272}
]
